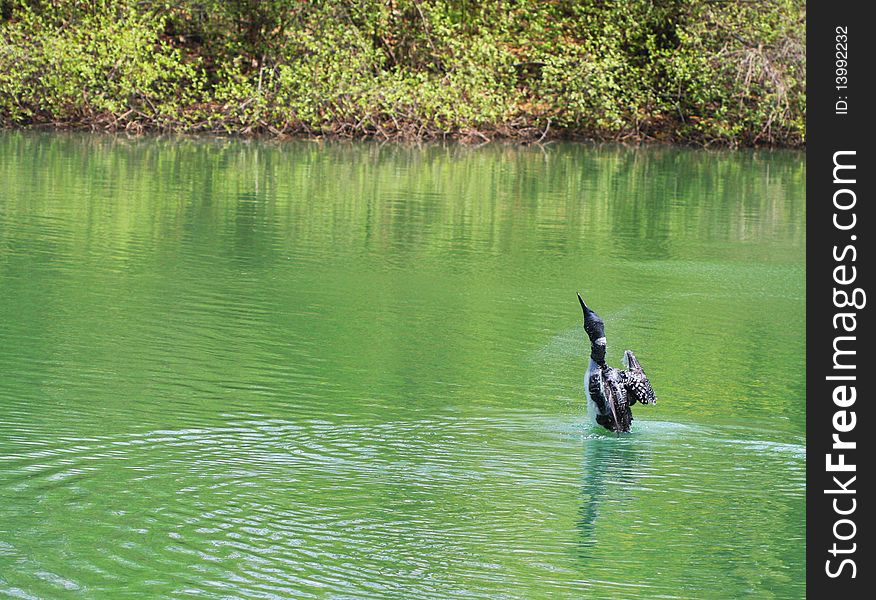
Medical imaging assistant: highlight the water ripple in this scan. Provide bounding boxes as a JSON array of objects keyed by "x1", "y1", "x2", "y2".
[{"x1": 1, "y1": 133, "x2": 805, "y2": 598}]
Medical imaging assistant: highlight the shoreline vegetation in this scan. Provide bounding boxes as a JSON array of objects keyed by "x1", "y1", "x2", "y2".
[{"x1": 1, "y1": 1, "x2": 805, "y2": 147}]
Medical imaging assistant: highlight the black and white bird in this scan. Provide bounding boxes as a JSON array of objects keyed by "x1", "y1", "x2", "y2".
[{"x1": 578, "y1": 293, "x2": 656, "y2": 433}]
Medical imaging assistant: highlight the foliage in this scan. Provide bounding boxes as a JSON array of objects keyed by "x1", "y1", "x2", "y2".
[
  {"x1": 0, "y1": 1, "x2": 203, "y2": 129},
  {"x1": 0, "y1": 0, "x2": 805, "y2": 146}
]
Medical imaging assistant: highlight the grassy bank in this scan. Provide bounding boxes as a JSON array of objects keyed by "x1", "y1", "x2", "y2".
[{"x1": 0, "y1": 1, "x2": 805, "y2": 147}]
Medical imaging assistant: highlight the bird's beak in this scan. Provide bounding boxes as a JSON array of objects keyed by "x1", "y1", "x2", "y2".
[{"x1": 577, "y1": 292, "x2": 588, "y2": 314}]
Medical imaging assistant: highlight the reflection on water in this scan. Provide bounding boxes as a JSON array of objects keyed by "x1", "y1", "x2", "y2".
[
  {"x1": 578, "y1": 435, "x2": 644, "y2": 559},
  {"x1": 574, "y1": 424, "x2": 804, "y2": 597},
  {"x1": 0, "y1": 132, "x2": 804, "y2": 598}
]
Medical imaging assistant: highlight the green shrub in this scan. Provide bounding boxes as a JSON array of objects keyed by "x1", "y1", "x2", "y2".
[
  {"x1": 0, "y1": 1, "x2": 203, "y2": 127},
  {"x1": 0, "y1": 0, "x2": 805, "y2": 146}
]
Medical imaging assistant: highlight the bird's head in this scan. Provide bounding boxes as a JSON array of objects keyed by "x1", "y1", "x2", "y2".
[{"x1": 577, "y1": 293, "x2": 605, "y2": 342}]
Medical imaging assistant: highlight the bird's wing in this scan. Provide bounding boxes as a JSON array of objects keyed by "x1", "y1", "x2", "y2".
[
  {"x1": 624, "y1": 367, "x2": 656, "y2": 405},
  {"x1": 600, "y1": 370, "x2": 622, "y2": 435}
]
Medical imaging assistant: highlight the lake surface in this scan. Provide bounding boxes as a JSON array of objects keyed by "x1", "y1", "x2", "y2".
[{"x1": 0, "y1": 133, "x2": 805, "y2": 598}]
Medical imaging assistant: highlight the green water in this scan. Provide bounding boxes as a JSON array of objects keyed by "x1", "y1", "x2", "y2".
[{"x1": 0, "y1": 133, "x2": 804, "y2": 598}]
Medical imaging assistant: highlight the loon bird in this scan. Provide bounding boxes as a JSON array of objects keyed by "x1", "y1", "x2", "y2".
[{"x1": 578, "y1": 293, "x2": 656, "y2": 433}]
